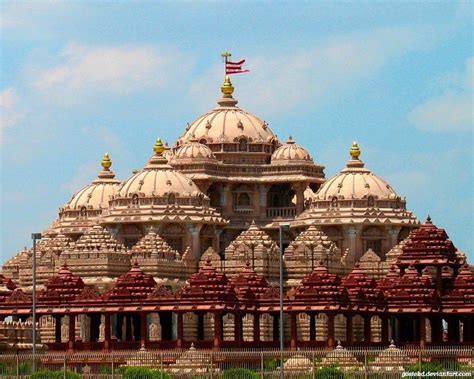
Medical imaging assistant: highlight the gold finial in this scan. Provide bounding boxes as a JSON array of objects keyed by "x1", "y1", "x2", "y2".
[
  {"x1": 153, "y1": 138, "x2": 165, "y2": 155},
  {"x1": 221, "y1": 52, "x2": 232, "y2": 59},
  {"x1": 101, "y1": 153, "x2": 112, "y2": 170},
  {"x1": 350, "y1": 141, "x2": 361, "y2": 159},
  {"x1": 221, "y1": 75, "x2": 234, "y2": 98}
]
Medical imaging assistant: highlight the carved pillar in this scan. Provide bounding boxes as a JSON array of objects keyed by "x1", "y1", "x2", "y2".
[
  {"x1": 342, "y1": 227, "x2": 359, "y2": 264},
  {"x1": 125, "y1": 315, "x2": 132, "y2": 342},
  {"x1": 222, "y1": 185, "x2": 232, "y2": 213},
  {"x1": 364, "y1": 315, "x2": 372, "y2": 344},
  {"x1": 419, "y1": 316, "x2": 426, "y2": 348},
  {"x1": 213, "y1": 312, "x2": 222, "y2": 351},
  {"x1": 177, "y1": 313, "x2": 184, "y2": 349},
  {"x1": 309, "y1": 313, "x2": 316, "y2": 341},
  {"x1": 188, "y1": 224, "x2": 203, "y2": 260},
  {"x1": 234, "y1": 313, "x2": 242, "y2": 346},
  {"x1": 292, "y1": 183, "x2": 306, "y2": 215},
  {"x1": 213, "y1": 229, "x2": 222, "y2": 253},
  {"x1": 140, "y1": 312, "x2": 147, "y2": 349},
  {"x1": 103, "y1": 314, "x2": 111, "y2": 351},
  {"x1": 327, "y1": 314, "x2": 335, "y2": 349},
  {"x1": 258, "y1": 185, "x2": 269, "y2": 218},
  {"x1": 387, "y1": 228, "x2": 401, "y2": 257},
  {"x1": 68, "y1": 315, "x2": 75, "y2": 351},
  {"x1": 54, "y1": 315, "x2": 62, "y2": 344},
  {"x1": 381, "y1": 315, "x2": 389, "y2": 345},
  {"x1": 447, "y1": 317, "x2": 460, "y2": 343},
  {"x1": 290, "y1": 313, "x2": 297, "y2": 350},
  {"x1": 253, "y1": 313, "x2": 260, "y2": 343},
  {"x1": 346, "y1": 315, "x2": 353, "y2": 345}
]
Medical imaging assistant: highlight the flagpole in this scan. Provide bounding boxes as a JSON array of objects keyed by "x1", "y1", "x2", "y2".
[{"x1": 221, "y1": 51, "x2": 231, "y2": 77}]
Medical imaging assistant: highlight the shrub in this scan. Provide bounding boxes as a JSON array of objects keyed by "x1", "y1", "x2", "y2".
[
  {"x1": 315, "y1": 365, "x2": 345, "y2": 379},
  {"x1": 263, "y1": 358, "x2": 279, "y2": 371},
  {"x1": 222, "y1": 368, "x2": 259, "y2": 379},
  {"x1": 123, "y1": 366, "x2": 171, "y2": 379}
]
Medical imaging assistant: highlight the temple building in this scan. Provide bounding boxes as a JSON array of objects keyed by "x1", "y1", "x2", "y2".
[{"x1": 0, "y1": 75, "x2": 472, "y2": 351}]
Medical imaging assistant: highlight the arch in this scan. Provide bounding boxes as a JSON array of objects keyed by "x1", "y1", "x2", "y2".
[
  {"x1": 237, "y1": 192, "x2": 251, "y2": 206},
  {"x1": 239, "y1": 138, "x2": 248, "y2": 152},
  {"x1": 367, "y1": 195, "x2": 375, "y2": 207}
]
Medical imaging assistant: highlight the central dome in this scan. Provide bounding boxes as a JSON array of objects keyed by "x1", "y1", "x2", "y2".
[{"x1": 176, "y1": 76, "x2": 278, "y2": 146}]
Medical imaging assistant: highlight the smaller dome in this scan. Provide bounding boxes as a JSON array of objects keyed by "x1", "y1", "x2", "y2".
[
  {"x1": 316, "y1": 142, "x2": 398, "y2": 201},
  {"x1": 64, "y1": 153, "x2": 121, "y2": 211},
  {"x1": 271, "y1": 136, "x2": 313, "y2": 165},
  {"x1": 119, "y1": 138, "x2": 203, "y2": 198},
  {"x1": 172, "y1": 140, "x2": 216, "y2": 163}
]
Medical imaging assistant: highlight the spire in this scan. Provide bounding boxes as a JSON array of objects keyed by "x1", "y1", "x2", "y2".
[
  {"x1": 101, "y1": 153, "x2": 112, "y2": 171},
  {"x1": 96, "y1": 153, "x2": 116, "y2": 180},
  {"x1": 345, "y1": 141, "x2": 365, "y2": 170},
  {"x1": 145, "y1": 137, "x2": 171, "y2": 169},
  {"x1": 217, "y1": 75, "x2": 238, "y2": 107},
  {"x1": 350, "y1": 141, "x2": 361, "y2": 159}
]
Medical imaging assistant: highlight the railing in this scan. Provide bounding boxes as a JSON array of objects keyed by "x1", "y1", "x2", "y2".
[
  {"x1": 0, "y1": 347, "x2": 472, "y2": 378},
  {"x1": 266, "y1": 207, "x2": 297, "y2": 218},
  {"x1": 232, "y1": 207, "x2": 254, "y2": 215}
]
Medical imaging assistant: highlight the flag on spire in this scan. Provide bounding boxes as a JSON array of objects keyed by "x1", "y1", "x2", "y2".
[{"x1": 222, "y1": 52, "x2": 250, "y2": 75}]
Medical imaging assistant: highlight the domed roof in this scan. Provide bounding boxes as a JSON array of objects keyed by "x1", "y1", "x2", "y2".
[
  {"x1": 271, "y1": 136, "x2": 313, "y2": 165},
  {"x1": 177, "y1": 76, "x2": 278, "y2": 145},
  {"x1": 316, "y1": 142, "x2": 398, "y2": 201},
  {"x1": 172, "y1": 140, "x2": 217, "y2": 163},
  {"x1": 65, "y1": 153, "x2": 121, "y2": 210},
  {"x1": 119, "y1": 138, "x2": 204, "y2": 198}
]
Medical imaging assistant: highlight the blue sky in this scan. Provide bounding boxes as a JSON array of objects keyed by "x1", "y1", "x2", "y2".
[{"x1": 0, "y1": 1, "x2": 473, "y2": 262}]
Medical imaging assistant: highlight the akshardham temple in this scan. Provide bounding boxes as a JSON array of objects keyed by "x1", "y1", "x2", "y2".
[{"x1": 0, "y1": 75, "x2": 472, "y2": 352}]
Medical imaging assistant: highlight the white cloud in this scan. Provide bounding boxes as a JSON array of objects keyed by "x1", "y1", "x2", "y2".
[
  {"x1": 189, "y1": 27, "x2": 429, "y2": 115},
  {"x1": 409, "y1": 57, "x2": 473, "y2": 132},
  {"x1": 409, "y1": 92, "x2": 472, "y2": 132},
  {"x1": 0, "y1": 87, "x2": 23, "y2": 140},
  {"x1": 32, "y1": 45, "x2": 191, "y2": 103}
]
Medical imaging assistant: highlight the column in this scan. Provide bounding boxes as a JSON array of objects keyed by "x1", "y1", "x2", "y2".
[
  {"x1": 292, "y1": 183, "x2": 306, "y2": 215},
  {"x1": 103, "y1": 314, "x2": 111, "y2": 351},
  {"x1": 140, "y1": 312, "x2": 147, "y2": 349},
  {"x1": 234, "y1": 313, "x2": 242, "y2": 346},
  {"x1": 212, "y1": 230, "x2": 222, "y2": 253},
  {"x1": 290, "y1": 313, "x2": 297, "y2": 350},
  {"x1": 54, "y1": 315, "x2": 62, "y2": 344},
  {"x1": 253, "y1": 314, "x2": 260, "y2": 343},
  {"x1": 222, "y1": 185, "x2": 232, "y2": 213},
  {"x1": 447, "y1": 318, "x2": 460, "y2": 343},
  {"x1": 364, "y1": 315, "x2": 372, "y2": 344},
  {"x1": 381, "y1": 315, "x2": 389, "y2": 345},
  {"x1": 68, "y1": 315, "x2": 75, "y2": 351},
  {"x1": 430, "y1": 317, "x2": 443, "y2": 344},
  {"x1": 327, "y1": 314, "x2": 335, "y2": 349},
  {"x1": 125, "y1": 315, "x2": 132, "y2": 341},
  {"x1": 213, "y1": 312, "x2": 222, "y2": 351},
  {"x1": 343, "y1": 227, "x2": 358, "y2": 264},
  {"x1": 346, "y1": 315, "x2": 353, "y2": 345},
  {"x1": 387, "y1": 228, "x2": 401, "y2": 256},
  {"x1": 419, "y1": 316, "x2": 426, "y2": 348},
  {"x1": 176, "y1": 313, "x2": 184, "y2": 349},
  {"x1": 188, "y1": 224, "x2": 203, "y2": 260},
  {"x1": 258, "y1": 185, "x2": 269, "y2": 218},
  {"x1": 309, "y1": 313, "x2": 316, "y2": 341}
]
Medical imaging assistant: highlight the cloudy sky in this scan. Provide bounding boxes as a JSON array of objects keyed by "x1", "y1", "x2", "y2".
[{"x1": 1, "y1": 1, "x2": 473, "y2": 262}]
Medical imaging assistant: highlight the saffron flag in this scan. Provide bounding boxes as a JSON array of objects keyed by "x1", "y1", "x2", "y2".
[{"x1": 226, "y1": 59, "x2": 250, "y2": 75}]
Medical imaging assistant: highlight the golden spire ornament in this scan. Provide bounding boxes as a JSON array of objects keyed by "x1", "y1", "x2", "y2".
[
  {"x1": 153, "y1": 138, "x2": 165, "y2": 155},
  {"x1": 101, "y1": 153, "x2": 112, "y2": 170},
  {"x1": 221, "y1": 75, "x2": 234, "y2": 98},
  {"x1": 350, "y1": 141, "x2": 361, "y2": 159}
]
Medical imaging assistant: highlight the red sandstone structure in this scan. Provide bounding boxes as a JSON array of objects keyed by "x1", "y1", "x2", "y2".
[{"x1": 0, "y1": 76, "x2": 472, "y2": 352}]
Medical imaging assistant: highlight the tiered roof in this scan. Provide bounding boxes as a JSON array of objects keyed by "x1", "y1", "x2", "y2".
[
  {"x1": 397, "y1": 217, "x2": 460, "y2": 268},
  {"x1": 232, "y1": 221, "x2": 278, "y2": 249},
  {"x1": 131, "y1": 232, "x2": 179, "y2": 261},
  {"x1": 341, "y1": 263, "x2": 383, "y2": 310},
  {"x1": 230, "y1": 262, "x2": 279, "y2": 301},
  {"x1": 178, "y1": 259, "x2": 236, "y2": 306},
  {"x1": 38, "y1": 264, "x2": 84, "y2": 303},
  {"x1": 103, "y1": 262, "x2": 157, "y2": 302},
  {"x1": 379, "y1": 266, "x2": 439, "y2": 312},
  {"x1": 290, "y1": 262, "x2": 350, "y2": 311},
  {"x1": 65, "y1": 225, "x2": 127, "y2": 254},
  {"x1": 442, "y1": 265, "x2": 474, "y2": 313}
]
